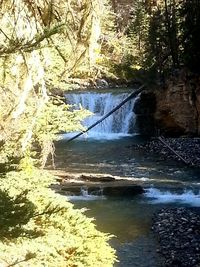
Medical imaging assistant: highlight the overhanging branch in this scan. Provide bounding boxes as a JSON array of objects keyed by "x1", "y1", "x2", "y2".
[{"x1": 0, "y1": 23, "x2": 65, "y2": 56}]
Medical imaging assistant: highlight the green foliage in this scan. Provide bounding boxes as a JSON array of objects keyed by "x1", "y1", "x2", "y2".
[
  {"x1": 33, "y1": 97, "x2": 91, "y2": 166},
  {"x1": 110, "y1": 0, "x2": 200, "y2": 82},
  {"x1": 0, "y1": 189, "x2": 36, "y2": 238},
  {"x1": 0, "y1": 0, "x2": 112, "y2": 167},
  {"x1": 0, "y1": 81, "x2": 91, "y2": 167},
  {"x1": 0, "y1": 170, "x2": 116, "y2": 266},
  {"x1": 127, "y1": 1, "x2": 150, "y2": 69},
  {"x1": 179, "y1": 0, "x2": 200, "y2": 72},
  {"x1": 0, "y1": 2, "x2": 117, "y2": 266}
]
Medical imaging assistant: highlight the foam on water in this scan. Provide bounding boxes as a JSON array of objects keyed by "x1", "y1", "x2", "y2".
[
  {"x1": 66, "y1": 187, "x2": 106, "y2": 201},
  {"x1": 145, "y1": 188, "x2": 200, "y2": 207},
  {"x1": 61, "y1": 131, "x2": 133, "y2": 141}
]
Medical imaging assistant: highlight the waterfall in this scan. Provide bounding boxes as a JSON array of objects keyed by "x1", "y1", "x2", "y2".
[{"x1": 65, "y1": 91, "x2": 137, "y2": 139}]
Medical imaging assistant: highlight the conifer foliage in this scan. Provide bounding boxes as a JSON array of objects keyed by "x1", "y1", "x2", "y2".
[
  {"x1": 128, "y1": 0, "x2": 200, "y2": 76},
  {"x1": 0, "y1": 1, "x2": 116, "y2": 266}
]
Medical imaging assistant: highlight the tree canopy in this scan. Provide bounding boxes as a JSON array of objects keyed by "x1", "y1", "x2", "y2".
[
  {"x1": 0, "y1": 0, "x2": 106, "y2": 167},
  {"x1": 109, "y1": 0, "x2": 200, "y2": 81},
  {"x1": 0, "y1": 1, "x2": 117, "y2": 266}
]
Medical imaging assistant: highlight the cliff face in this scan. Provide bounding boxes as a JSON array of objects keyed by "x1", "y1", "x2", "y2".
[
  {"x1": 134, "y1": 70, "x2": 200, "y2": 136},
  {"x1": 155, "y1": 71, "x2": 200, "y2": 136}
]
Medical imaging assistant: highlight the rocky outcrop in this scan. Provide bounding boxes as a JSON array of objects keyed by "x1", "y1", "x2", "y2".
[
  {"x1": 134, "y1": 70, "x2": 200, "y2": 137},
  {"x1": 155, "y1": 70, "x2": 200, "y2": 136}
]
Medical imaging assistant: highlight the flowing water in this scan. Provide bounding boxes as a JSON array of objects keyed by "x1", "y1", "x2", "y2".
[
  {"x1": 54, "y1": 89, "x2": 200, "y2": 267},
  {"x1": 64, "y1": 89, "x2": 138, "y2": 139}
]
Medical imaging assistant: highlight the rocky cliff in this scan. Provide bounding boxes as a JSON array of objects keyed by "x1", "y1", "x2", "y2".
[
  {"x1": 155, "y1": 71, "x2": 200, "y2": 136},
  {"x1": 134, "y1": 70, "x2": 200, "y2": 136}
]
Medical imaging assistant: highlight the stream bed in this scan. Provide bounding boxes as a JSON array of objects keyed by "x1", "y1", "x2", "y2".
[{"x1": 54, "y1": 136, "x2": 200, "y2": 267}]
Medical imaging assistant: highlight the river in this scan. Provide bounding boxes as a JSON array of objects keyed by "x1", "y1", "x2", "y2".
[{"x1": 53, "y1": 89, "x2": 200, "y2": 267}]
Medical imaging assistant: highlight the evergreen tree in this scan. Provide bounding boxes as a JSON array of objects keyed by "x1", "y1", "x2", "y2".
[
  {"x1": 180, "y1": 0, "x2": 200, "y2": 72},
  {"x1": 0, "y1": 1, "x2": 117, "y2": 266}
]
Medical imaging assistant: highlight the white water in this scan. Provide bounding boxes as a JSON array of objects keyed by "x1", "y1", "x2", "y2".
[
  {"x1": 66, "y1": 186, "x2": 200, "y2": 206},
  {"x1": 145, "y1": 188, "x2": 200, "y2": 207},
  {"x1": 66, "y1": 187, "x2": 105, "y2": 201},
  {"x1": 65, "y1": 91, "x2": 137, "y2": 139}
]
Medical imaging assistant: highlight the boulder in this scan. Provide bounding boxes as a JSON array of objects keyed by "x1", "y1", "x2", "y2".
[
  {"x1": 60, "y1": 184, "x2": 144, "y2": 197},
  {"x1": 51, "y1": 171, "x2": 145, "y2": 197},
  {"x1": 80, "y1": 174, "x2": 115, "y2": 182},
  {"x1": 103, "y1": 185, "x2": 144, "y2": 196},
  {"x1": 57, "y1": 184, "x2": 144, "y2": 197},
  {"x1": 53, "y1": 183, "x2": 144, "y2": 197},
  {"x1": 95, "y1": 78, "x2": 109, "y2": 88}
]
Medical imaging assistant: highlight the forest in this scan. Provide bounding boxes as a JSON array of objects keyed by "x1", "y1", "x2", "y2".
[{"x1": 0, "y1": 0, "x2": 199, "y2": 266}]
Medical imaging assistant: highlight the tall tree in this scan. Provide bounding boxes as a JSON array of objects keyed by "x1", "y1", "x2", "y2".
[
  {"x1": 180, "y1": 0, "x2": 200, "y2": 72},
  {"x1": 163, "y1": 0, "x2": 179, "y2": 68}
]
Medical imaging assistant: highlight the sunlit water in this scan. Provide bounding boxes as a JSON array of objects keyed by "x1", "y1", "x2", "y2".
[
  {"x1": 52, "y1": 90, "x2": 200, "y2": 267},
  {"x1": 53, "y1": 136, "x2": 200, "y2": 267}
]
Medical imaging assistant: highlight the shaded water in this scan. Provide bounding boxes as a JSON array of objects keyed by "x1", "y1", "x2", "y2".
[{"x1": 53, "y1": 90, "x2": 200, "y2": 266}]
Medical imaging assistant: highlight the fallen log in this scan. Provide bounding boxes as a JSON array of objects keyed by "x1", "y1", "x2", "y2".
[{"x1": 157, "y1": 136, "x2": 189, "y2": 165}]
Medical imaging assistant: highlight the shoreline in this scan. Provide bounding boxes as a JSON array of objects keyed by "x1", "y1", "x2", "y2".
[
  {"x1": 131, "y1": 137, "x2": 200, "y2": 168},
  {"x1": 152, "y1": 207, "x2": 200, "y2": 267}
]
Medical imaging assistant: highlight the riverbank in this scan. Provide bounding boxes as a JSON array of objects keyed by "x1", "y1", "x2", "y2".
[
  {"x1": 131, "y1": 137, "x2": 200, "y2": 167},
  {"x1": 152, "y1": 207, "x2": 200, "y2": 267}
]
